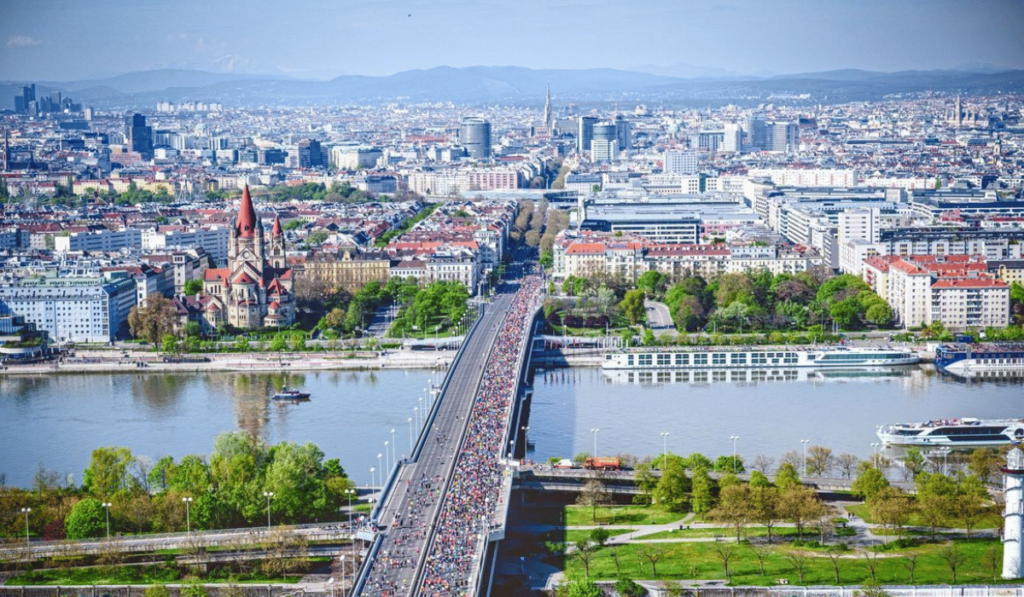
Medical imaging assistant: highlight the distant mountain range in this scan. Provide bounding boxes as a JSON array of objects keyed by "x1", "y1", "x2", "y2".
[{"x1": 2, "y1": 65, "x2": 1022, "y2": 111}]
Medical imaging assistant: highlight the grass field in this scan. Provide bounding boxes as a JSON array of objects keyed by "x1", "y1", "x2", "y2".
[
  {"x1": 638, "y1": 526, "x2": 806, "y2": 541},
  {"x1": 844, "y1": 504, "x2": 1001, "y2": 529},
  {"x1": 564, "y1": 505, "x2": 686, "y2": 527},
  {"x1": 564, "y1": 538, "x2": 1008, "y2": 586}
]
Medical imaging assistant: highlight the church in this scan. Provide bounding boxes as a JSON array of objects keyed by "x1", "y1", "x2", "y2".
[{"x1": 200, "y1": 185, "x2": 295, "y2": 330}]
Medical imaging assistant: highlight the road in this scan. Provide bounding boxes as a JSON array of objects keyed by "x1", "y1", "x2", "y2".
[
  {"x1": 359, "y1": 291, "x2": 515, "y2": 597},
  {"x1": 644, "y1": 299, "x2": 675, "y2": 336}
]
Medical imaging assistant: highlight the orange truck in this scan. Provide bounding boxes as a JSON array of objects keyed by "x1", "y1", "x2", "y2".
[{"x1": 584, "y1": 457, "x2": 620, "y2": 471}]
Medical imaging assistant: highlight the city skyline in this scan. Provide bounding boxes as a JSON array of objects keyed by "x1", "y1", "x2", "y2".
[{"x1": 2, "y1": 0, "x2": 1023, "y2": 82}]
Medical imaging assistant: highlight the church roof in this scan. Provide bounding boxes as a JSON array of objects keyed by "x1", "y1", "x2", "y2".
[
  {"x1": 272, "y1": 215, "x2": 283, "y2": 237},
  {"x1": 236, "y1": 185, "x2": 258, "y2": 238}
]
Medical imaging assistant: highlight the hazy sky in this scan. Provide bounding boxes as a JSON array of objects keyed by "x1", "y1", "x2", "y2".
[{"x1": 2, "y1": 0, "x2": 1023, "y2": 81}]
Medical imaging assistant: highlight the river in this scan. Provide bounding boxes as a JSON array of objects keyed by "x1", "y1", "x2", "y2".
[{"x1": 0, "y1": 366, "x2": 1021, "y2": 488}]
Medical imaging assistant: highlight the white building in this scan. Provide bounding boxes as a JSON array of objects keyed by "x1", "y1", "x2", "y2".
[
  {"x1": 142, "y1": 226, "x2": 230, "y2": 265},
  {"x1": 0, "y1": 275, "x2": 137, "y2": 343},
  {"x1": 663, "y1": 151, "x2": 699, "y2": 175},
  {"x1": 748, "y1": 168, "x2": 858, "y2": 187},
  {"x1": 930, "y1": 278, "x2": 1010, "y2": 329},
  {"x1": 54, "y1": 228, "x2": 142, "y2": 253}
]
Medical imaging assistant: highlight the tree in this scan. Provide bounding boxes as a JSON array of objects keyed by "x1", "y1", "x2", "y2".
[
  {"x1": 870, "y1": 487, "x2": 915, "y2": 541},
  {"x1": 576, "y1": 479, "x2": 611, "y2": 522},
  {"x1": 637, "y1": 271, "x2": 668, "y2": 297},
  {"x1": 899, "y1": 554, "x2": 919, "y2": 584},
  {"x1": 900, "y1": 448, "x2": 926, "y2": 480},
  {"x1": 783, "y1": 551, "x2": 809, "y2": 583},
  {"x1": 751, "y1": 455, "x2": 776, "y2": 475},
  {"x1": 690, "y1": 466, "x2": 716, "y2": 518},
  {"x1": 938, "y1": 542, "x2": 962, "y2": 583},
  {"x1": 748, "y1": 543, "x2": 774, "y2": 575},
  {"x1": 774, "y1": 462, "x2": 801, "y2": 489},
  {"x1": 969, "y1": 448, "x2": 1000, "y2": 484},
  {"x1": 955, "y1": 475, "x2": 988, "y2": 539},
  {"x1": 144, "y1": 585, "x2": 170, "y2": 597},
  {"x1": 590, "y1": 527, "x2": 610, "y2": 547},
  {"x1": 653, "y1": 460, "x2": 691, "y2": 512},
  {"x1": 778, "y1": 486, "x2": 820, "y2": 540},
  {"x1": 85, "y1": 446, "x2": 135, "y2": 499},
  {"x1": 749, "y1": 484, "x2": 780, "y2": 542},
  {"x1": 619, "y1": 289, "x2": 647, "y2": 325},
  {"x1": 128, "y1": 294, "x2": 181, "y2": 343},
  {"x1": 65, "y1": 498, "x2": 105, "y2": 539},
  {"x1": 183, "y1": 279, "x2": 203, "y2": 295},
  {"x1": 559, "y1": 578, "x2": 603, "y2": 597},
  {"x1": 571, "y1": 540, "x2": 596, "y2": 578},
  {"x1": 805, "y1": 446, "x2": 835, "y2": 477},
  {"x1": 825, "y1": 548, "x2": 844, "y2": 583},
  {"x1": 851, "y1": 466, "x2": 890, "y2": 501},
  {"x1": 712, "y1": 540, "x2": 738, "y2": 579},
  {"x1": 614, "y1": 578, "x2": 647, "y2": 597},
  {"x1": 710, "y1": 483, "x2": 751, "y2": 540},
  {"x1": 635, "y1": 545, "x2": 666, "y2": 577},
  {"x1": 836, "y1": 454, "x2": 860, "y2": 479}
]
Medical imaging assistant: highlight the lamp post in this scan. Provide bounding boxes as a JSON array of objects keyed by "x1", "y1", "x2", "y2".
[
  {"x1": 20, "y1": 507, "x2": 30, "y2": 545},
  {"x1": 660, "y1": 432, "x2": 670, "y2": 470},
  {"x1": 384, "y1": 441, "x2": 390, "y2": 472},
  {"x1": 370, "y1": 466, "x2": 375, "y2": 490},
  {"x1": 800, "y1": 439, "x2": 810, "y2": 474},
  {"x1": 102, "y1": 502, "x2": 112, "y2": 539},
  {"x1": 521, "y1": 426, "x2": 530, "y2": 458},
  {"x1": 414, "y1": 406, "x2": 420, "y2": 430},
  {"x1": 408, "y1": 417, "x2": 414, "y2": 453},
  {"x1": 730, "y1": 436, "x2": 740, "y2": 473},
  {"x1": 590, "y1": 428, "x2": 600, "y2": 458},
  {"x1": 263, "y1": 491, "x2": 274, "y2": 529},
  {"x1": 377, "y1": 453, "x2": 383, "y2": 481},
  {"x1": 182, "y1": 497, "x2": 192, "y2": 535},
  {"x1": 391, "y1": 428, "x2": 397, "y2": 465},
  {"x1": 344, "y1": 488, "x2": 357, "y2": 573}
]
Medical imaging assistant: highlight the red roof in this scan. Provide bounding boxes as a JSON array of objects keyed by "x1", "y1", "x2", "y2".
[
  {"x1": 932, "y1": 279, "x2": 1007, "y2": 289},
  {"x1": 272, "y1": 215, "x2": 283, "y2": 237},
  {"x1": 236, "y1": 185, "x2": 258, "y2": 238}
]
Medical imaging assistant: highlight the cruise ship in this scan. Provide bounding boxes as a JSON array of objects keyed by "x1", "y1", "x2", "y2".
[
  {"x1": 934, "y1": 343, "x2": 1024, "y2": 376},
  {"x1": 877, "y1": 417, "x2": 1024, "y2": 447},
  {"x1": 601, "y1": 346, "x2": 920, "y2": 370},
  {"x1": 603, "y1": 366, "x2": 914, "y2": 386}
]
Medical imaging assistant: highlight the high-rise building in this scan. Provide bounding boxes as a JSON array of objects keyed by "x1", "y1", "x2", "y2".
[
  {"x1": 127, "y1": 113, "x2": 153, "y2": 160},
  {"x1": 614, "y1": 115, "x2": 631, "y2": 151},
  {"x1": 744, "y1": 115, "x2": 768, "y2": 151},
  {"x1": 577, "y1": 116, "x2": 598, "y2": 153},
  {"x1": 460, "y1": 117, "x2": 491, "y2": 159},
  {"x1": 723, "y1": 123, "x2": 743, "y2": 152},
  {"x1": 298, "y1": 139, "x2": 323, "y2": 168},
  {"x1": 543, "y1": 83, "x2": 553, "y2": 134},
  {"x1": 768, "y1": 122, "x2": 799, "y2": 153}
]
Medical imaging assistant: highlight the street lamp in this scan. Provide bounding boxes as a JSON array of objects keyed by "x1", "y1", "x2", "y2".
[
  {"x1": 521, "y1": 426, "x2": 530, "y2": 457},
  {"x1": 377, "y1": 453, "x2": 383, "y2": 482},
  {"x1": 369, "y1": 466, "x2": 376, "y2": 490},
  {"x1": 800, "y1": 439, "x2": 810, "y2": 475},
  {"x1": 384, "y1": 441, "x2": 390, "y2": 472},
  {"x1": 20, "y1": 507, "x2": 30, "y2": 544},
  {"x1": 391, "y1": 429, "x2": 397, "y2": 465},
  {"x1": 730, "y1": 436, "x2": 740, "y2": 473},
  {"x1": 408, "y1": 417, "x2": 414, "y2": 453},
  {"x1": 590, "y1": 428, "x2": 600, "y2": 458},
  {"x1": 102, "y1": 502, "x2": 112, "y2": 539},
  {"x1": 182, "y1": 497, "x2": 192, "y2": 535},
  {"x1": 414, "y1": 406, "x2": 420, "y2": 430},
  {"x1": 660, "y1": 432, "x2": 670, "y2": 470},
  {"x1": 344, "y1": 488, "x2": 357, "y2": 573},
  {"x1": 263, "y1": 491, "x2": 274, "y2": 529}
]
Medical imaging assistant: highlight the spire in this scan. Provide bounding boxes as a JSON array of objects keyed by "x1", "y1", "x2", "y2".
[
  {"x1": 543, "y1": 82, "x2": 553, "y2": 133},
  {"x1": 272, "y1": 214, "x2": 283, "y2": 237},
  {"x1": 236, "y1": 185, "x2": 258, "y2": 238}
]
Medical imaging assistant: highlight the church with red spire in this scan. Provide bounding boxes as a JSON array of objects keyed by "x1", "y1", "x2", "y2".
[{"x1": 200, "y1": 185, "x2": 295, "y2": 330}]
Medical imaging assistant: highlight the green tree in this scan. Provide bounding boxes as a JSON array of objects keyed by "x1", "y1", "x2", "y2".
[
  {"x1": 576, "y1": 479, "x2": 611, "y2": 522},
  {"x1": 559, "y1": 578, "x2": 603, "y2": 597},
  {"x1": 84, "y1": 446, "x2": 135, "y2": 499},
  {"x1": 65, "y1": 498, "x2": 106, "y2": 539},
  {"x1": 637, "y1": 271, "x2": 668, "y2": 297},
  {"x1": 619, "y1": 289, "x2": 647, "y2": 325},
  {"x1": 710, "y1": 483, "x2": 752, "y2": 540},
  {"x1": 162, "y1": 334, "x2": 179, "y2": 354},
  {"x1": 851, "y1": 466, "x2": 890, "y2": 501},
  {"x1": 144, "y1": 585, "x2": 171, "y2": 597},
  {"x1": 691, "y1": 466, "x2": 716, "y2": 517},
  {"x1": 653, "y1": 459, "x2": 691, "y2": 512},
  {"x1": 774, "y1": 462, "x2": 801, "y2": 489},
  {"x1": 183, "y1": 279, "x2": 203, "y2": 295},
  {"x1": 614, "y1": 579, "x2": 648, "y2": 597}
]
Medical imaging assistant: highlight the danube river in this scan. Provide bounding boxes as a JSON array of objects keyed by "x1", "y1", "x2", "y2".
[{"x1": 0, "y1": 366, "x2": 1021, "y2": 488}]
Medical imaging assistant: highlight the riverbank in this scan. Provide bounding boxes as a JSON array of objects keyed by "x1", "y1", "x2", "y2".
[{"x1": 0, "y1": 348, "x2": 455, "y2": 376}]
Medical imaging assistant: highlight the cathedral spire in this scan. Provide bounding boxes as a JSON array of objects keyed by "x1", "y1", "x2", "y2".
[
  {"x1": 543, "y1": 83, "x2": 553, "y2": 133},
  {"x1": 272, "y1": 214, "x2": 283, "y2": 237},
  {"x1": 237, "y1": 185, "x2": 258, "y2": 238}
]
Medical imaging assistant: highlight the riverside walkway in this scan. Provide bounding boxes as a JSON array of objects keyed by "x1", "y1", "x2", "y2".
[{"x1": 353, "y1": 267, "x2": 543, "y2": 597}]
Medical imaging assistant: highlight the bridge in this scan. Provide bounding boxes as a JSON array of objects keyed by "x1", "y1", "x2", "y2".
[{"x1": 352, "y1": 266, "x2": 543, "y2": 597}]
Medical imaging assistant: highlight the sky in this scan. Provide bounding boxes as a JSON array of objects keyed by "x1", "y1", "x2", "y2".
[{"x1": 1, "y1": 0, "x2": 1023, "y2": 82}]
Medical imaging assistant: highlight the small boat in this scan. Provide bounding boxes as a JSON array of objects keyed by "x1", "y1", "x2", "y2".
[{"x1": 272, "y1": 386, "x2": 311, "y2": 401}]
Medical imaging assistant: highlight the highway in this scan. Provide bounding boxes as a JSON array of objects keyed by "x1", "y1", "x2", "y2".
[{"x1": 358, "y1": 289, "x2": 516, "y2": 597}]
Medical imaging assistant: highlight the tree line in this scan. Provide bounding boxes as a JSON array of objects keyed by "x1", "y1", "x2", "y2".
[{"x1": 0, "y1": 432, "x2": 355, "y2": 540}]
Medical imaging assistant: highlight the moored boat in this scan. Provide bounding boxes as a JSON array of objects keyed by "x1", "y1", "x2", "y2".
[
  {"x1": 602, "y1": 346, "x2": 919, "y2": 370},
  {"x1": 934, "y1": 342, "x2": 1024, "y2": 376},
  {"x1": 272, "y1": 386, "x2": 311, "y2": 401},
  {"x1": 877, "y1": 417, "x2": 1024, "y2": 447}
]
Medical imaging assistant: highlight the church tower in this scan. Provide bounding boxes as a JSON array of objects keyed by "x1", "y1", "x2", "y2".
[
  {"x1": 269, "y1": 215, "x2": 287, "y2": 269},
  {"x1": 1004, "y1": 445, "x2": 1024, "y2": 579},
  {"x1": 543, "y1": 83, "x2": 553, "y2": 134}
]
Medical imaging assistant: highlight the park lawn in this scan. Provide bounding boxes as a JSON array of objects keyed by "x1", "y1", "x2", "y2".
[
  {"x1": 563, "y1": 538, "x2": 1007, "y2": 586},
  {"x1": 565, "y1": 529, "x2": 633, "y2": 543},
  {"x1": 639, "y1": 527, "x2": 803, "y2": 541},
  {"x1": 8, "y1": 564, "x2": 308, "y2": 586},
  {"x1": 564, "y1": 505, "x2": 685, "y2": 527},
  {"x1": 844, "y1": 504, "x2": 1001, "y2": 529}
]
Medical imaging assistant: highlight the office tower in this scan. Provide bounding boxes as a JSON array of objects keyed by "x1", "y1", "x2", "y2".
[
  {"x1": 614, "y1": 115, "x2": 631, "y2": 151},
  {"x1": 768, "y1": 122, "x2": 799, "y2": 153},
  {"x1": 298, "y1": 139, "x2": 323, "y2": 168},
  {"x1": 577, "y1": 116, "x2": 598, "y2": 153},
  {"x1": 744, "y1": 115, "x2": 768, "y2": 150},
  {"x1": 723, "y1": 123, "x2": 742, "y2": 152},
  {"x1": 591, "y1": 122, "x2": 619, "y2": 161},
  {"x1": 543, "y1": 83, "x2": 553, "y2": 134},
  {"x1": 127, "y1": 113, "x2": 153, "y2": 160},
  {"x1": 664, "y1": 151, "x2": 699, "y2": 175},
  {"x1": 460, "y1": 117, "x2": 491, "y2": 159}
]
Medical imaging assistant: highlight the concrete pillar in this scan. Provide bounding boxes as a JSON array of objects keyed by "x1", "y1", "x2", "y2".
[{"x1": 1003, "y1": 446, "x2": 1024, "y2": 579}]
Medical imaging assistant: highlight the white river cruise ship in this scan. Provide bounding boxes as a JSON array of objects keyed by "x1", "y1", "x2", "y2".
[{"x1": 602, "y1": 346, "x2": 920, "y2": 370}]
